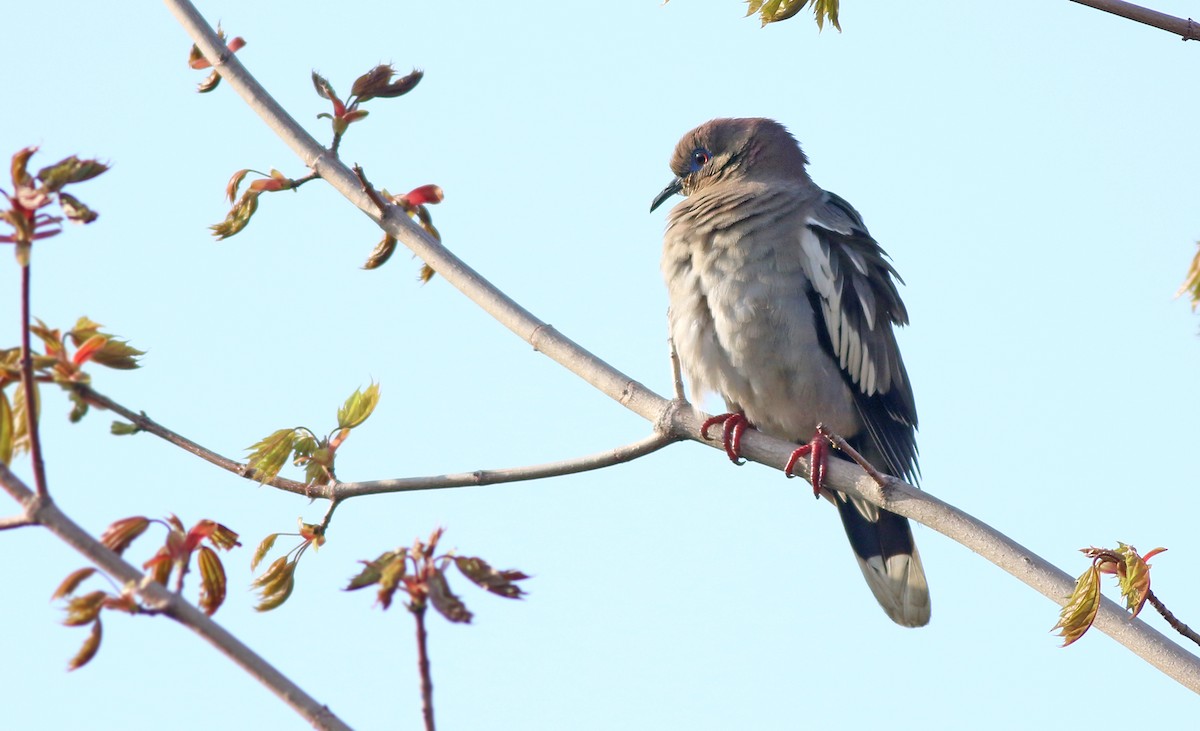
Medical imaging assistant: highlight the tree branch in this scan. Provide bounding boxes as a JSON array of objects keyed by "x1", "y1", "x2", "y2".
[
  {"x1": 1070, "y1": 0, "x2": 1200, "y2": 40},
  {"x1": 1148, "y1": 590, "x2": 1200, "y2": 647},
  {"x1": 165, "y1": 0, "x2": 1200, "y2": 696},
  {"x1": 163, "y1": 0, "x2": 666, "y2": 428},
  {"x1": 413, "y1": 606, "x2": 436, "y2": 731},
  {"x1": 331, "y1": 432, "x2": 676, "y2": 499},
  {"x1": 0, "y1": 513, "x2": 37, "y2": 531},
  {"x1": 19, "y1": 263, "x2": 49, "y2": 497},
  {"x1": 80, "y1": 384, "x2": 677, "y2": 500},
  {"x1": 0, "y1": 463, "x2": 352, "y2": 731},
  {"x1": 79, "y1": 385, "x2": 282, "y2": 484},
  {"x1": 668, "y1": 335, "x2": 686, "y2": 401},
  {"x1": 696, "y1": 410, "x2": 1200, "y2": 695}
]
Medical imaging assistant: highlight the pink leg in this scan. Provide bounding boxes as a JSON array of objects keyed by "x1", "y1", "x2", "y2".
[
  {"x1": 784, "y1": 431, "x2": 831, "y2": 498},
  {"x1": 700, "y1": 412, "x2": 751, "y2": 465}
]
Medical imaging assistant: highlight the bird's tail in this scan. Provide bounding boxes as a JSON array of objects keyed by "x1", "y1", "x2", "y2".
[{"x1": 833, "y1": 494, "x2": 931, "y2": 627}]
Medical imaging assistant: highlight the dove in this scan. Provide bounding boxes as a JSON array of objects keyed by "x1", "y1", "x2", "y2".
[{"x1": 653, "y1": 118, "x2": 929, "y2": 626}]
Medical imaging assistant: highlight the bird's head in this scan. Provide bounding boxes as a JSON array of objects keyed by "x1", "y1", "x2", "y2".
[{"x1": 650, "y1": 117, "x2": 809, "y2": 212}]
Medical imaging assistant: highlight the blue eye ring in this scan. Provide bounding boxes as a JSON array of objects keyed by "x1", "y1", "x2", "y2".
[{"x1": 689, "y1": 148, "x2": 711, "y2": 173}]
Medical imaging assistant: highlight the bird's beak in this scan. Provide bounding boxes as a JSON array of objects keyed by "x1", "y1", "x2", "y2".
[{"x1": 650, "y1": 177, "x2": 683, "y2": 213}]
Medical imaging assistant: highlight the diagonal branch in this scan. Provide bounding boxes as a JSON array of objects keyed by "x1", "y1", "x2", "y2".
[
  {"x1": 163, "y1": 0, "x2": 666, "y2": 428},
  {"x1": 695, "y1": 411, "x2": 1200, "y2": 694},
  {"x1": 1070, "y1": 0, "x2": 1200, "y2": 40},
  {"x1": 0, "y1": 463, "x2": 351, "y2": 731},
  {"x1": 165, "y1": 0, "x2": 1200, "y2": 697},
  {"x1": 78, "y1": 386, "x2": 307, "y2": 491}
]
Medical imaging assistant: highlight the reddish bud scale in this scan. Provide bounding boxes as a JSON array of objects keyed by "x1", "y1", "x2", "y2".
[
  {"x1": 72, "y1": 334, "x2": 107, "y2": 366},
  {"x1": 1143, "y1": 547, "x2": 1168, "y2": 562},
  {"x1": 248, "y1": 177, "x2": 289, "y2": 193},
  {"x1": 403, "y1": 185, "x2": 444, "y2": 207},
  {"x1": 189, "y1": 34, "x2": 244, "y2": 69}
]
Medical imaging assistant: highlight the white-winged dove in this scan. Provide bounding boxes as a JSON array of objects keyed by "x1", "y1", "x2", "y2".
[{"x1": 653, "y1": 118, "x2": 930, "y2": 627}]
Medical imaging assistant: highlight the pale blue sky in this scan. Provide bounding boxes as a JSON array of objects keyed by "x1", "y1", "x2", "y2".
[{"x1": 4, "y1": 2, "x2": 1200, "y2": 729}]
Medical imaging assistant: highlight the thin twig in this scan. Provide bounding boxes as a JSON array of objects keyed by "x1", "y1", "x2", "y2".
[
  {"x1": 77, "y1": 385, "x2": 309, "y2": 492},
  {"x1": 19, "y1": 263, "x2": 49, "y2": 497},
  {"x1": 668, "y1": 333, "x2": 685, "y2": 401},
  {"x1": 83, "y1": 382, "x2": 674, "y2": 500},
  {"x1": 1147, "y1": 590, "x2": 1200, "y2": 647},
  {"x1": 817, "y1": 425, "x2": 889, "y2": 486},
  {"x1": 353, "y1": 164, "x2": 389, "y2": 213},
  {"x1": 0, "y1": 463, "x2": 352, "y2": 731},
  {"x1": 1069, "y1": 0, "x2": 1200, "y2": 40},
  {"x1": 332, "y1": 432, "x2": 676, "y2": 499},
  {"x1": 413, "y1": 605, "x2": 436, "y2": 731},
  {"x1": 291, "y1": 172, "x2": 321, "y2": 189},
  {"x1": 0, "y1": 513, "x2": 37, "y2": 530},
  {"x1": 317, "y1": 498, "x2": 341, "y2": 533}
]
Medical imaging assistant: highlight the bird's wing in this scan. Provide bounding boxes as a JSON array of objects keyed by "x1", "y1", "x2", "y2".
[{"x1": 798, "y1": 190, "x2": 919, "y2": 482}]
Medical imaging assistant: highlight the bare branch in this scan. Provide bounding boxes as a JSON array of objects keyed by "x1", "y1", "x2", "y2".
[
  {"x1": 0, "y1": 463, "x2": 351, "y2": 730},
  {"x1": 1070, "y1": 0, "x2": 1200, "y2": 40},
  {"x1": 332, "y1": 432, "x2": 676, "y2": 499},
  {"x1": 19, "y1": 263, "x2": 49, "y2": 497},
  {"x1": 82, "y1": 384, "x2": 675, "y2": 500},
  {"x1": 1148, "y1": 590, "x2": 1200, "y2": 647},
  {"x1": 352, "y1": 163, "x2": 389, "y2": 214},
  {"x1": 688, "y1": 407, "x2": 1200, "y2": 694},
  {"x1": 0, "y1": 513, "x2": 37, "y2": 530},
  {"x1": 819, "y1": 426, "x2": 889, "y2": 486},
  {"x1": 317, "y1": 498, "x2": 342, "y2": 533},
  {"x1": 668, "y1": 335, "x2": 686, "y2": 401},
  {"x1": 78, "y1": 385, "x2": 309, "y2": 492},
  {"x1": 413, "y1": 606, "x2": 436, "y2": 731}
]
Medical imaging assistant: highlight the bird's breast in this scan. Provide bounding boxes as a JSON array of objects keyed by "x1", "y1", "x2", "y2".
[{"x1": 661, "y1": 212, "x2": 862, "y2": 441}]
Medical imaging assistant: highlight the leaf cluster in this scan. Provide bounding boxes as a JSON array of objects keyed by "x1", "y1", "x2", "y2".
[
  {"x1": 361, "y1": 184, "x2": 445, "y2": 280},
  {"x1": 245, "y1": 382, "x2": 381, "y2": 485},
  {"x1": 313, "y1": 64, "x2": 424, "y2": 144},
  {"x1": 0, "y1": 317, "x2": 143, "y2": 463},
  {"x1": 1, "y1": 147, "x2": 108, "y2": 262},
  {"x1": 745, "y1": 0, "x2": 840, "y2": 29},
  {"x1": 1053, "y1": 543, "x2": 1167, "y2": 646},
  {"x1": 346, "y1": 527, "x2": 529, "y2": 624},
  {"x1": 53, "y1": 514, "x2": 241, "y2": 669},
  {"x1": 187, "y1": 24, "x2": 246, "y2": 93},
  {"x1": 1177, "y1": 242, "x2": 1200, "y2": 312},
  {"x1": 249, "y1": 519, "x2": 326, "y2": 612},
  {"x1": 208, "y1": 63, "x2": 436, "y2": 257}
]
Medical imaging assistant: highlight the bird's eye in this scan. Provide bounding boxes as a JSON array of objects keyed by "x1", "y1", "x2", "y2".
[{"x1": 689, "y1": 148, "x2": 711, "y2": 173}]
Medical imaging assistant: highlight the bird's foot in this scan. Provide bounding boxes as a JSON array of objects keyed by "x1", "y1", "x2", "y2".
[
  {"x1": 700, "y1": 411, "x2": 751, "y2": 465},
  {"x1": 784, "y1": 430, "x2": 832, "y2": 498}
]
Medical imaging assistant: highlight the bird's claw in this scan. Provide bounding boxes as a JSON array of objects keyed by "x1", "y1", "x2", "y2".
[
  {"x1": 784, "y1": 432, "x2": 830, "y2": 498},
  {"x1": 700, "y1": 412, "x2": 750, "y2": 465}
]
